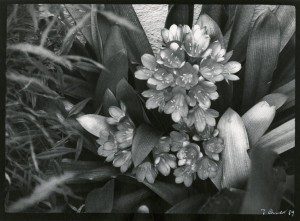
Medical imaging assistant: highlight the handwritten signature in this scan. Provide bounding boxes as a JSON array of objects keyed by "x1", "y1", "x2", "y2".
[{"x1": 261, "y1": 209, "x2": 294, "y2": 217}]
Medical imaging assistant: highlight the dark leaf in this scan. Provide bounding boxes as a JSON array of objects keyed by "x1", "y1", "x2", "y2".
[
  {"x1": 131, "y1": 124, "x2": 161, "y2": 167},
  {"x1": 85, "y1": 179, "x2": 115, "y2": 212},
  {"x1": 100, "y1": 10, "x2": 141, "y2": 32},
  {"x1": 116, "y1": 79, "x2": 149, "y2": 126},
  {"x1": 165, "y1": 4, "x2": 194, "y2": 28},
  {"x1": 62, "y1": 74, "x2": 93, "y2": 100},
  {"x1": 242, "y1": 11, "x2": 281, "y2": 110},
  {"x1": 113, "y1": 188, "x2": 151, "y2": 212},
  {"x1": 166, "y1": 194, "x2": 208, "y2": 214},
  {"x1": 273, "y1": 80, "x2": 295, "y2": 113},
  {"x1": 201, "y1": 5, "x2": 227, "y2": 33},
  {"x1": 271, "y1": 34, "x2": 295, "y2": 90},
  {"x1": 104, "y1": 4, "x2": 154, "y2": 63},
  {"x1": 241, "y1": 145, "x2": 286, "y2": 214},
  {"x1": 68, "y1": 97, "x2": 91, "y2": 117},
  {"x1": 94, "y1": 25, "x2": 128, "y2": 108},
  {"x1": 227, "y1": 5, "x2": 256, "y2": 51},
  {"x1": 227, "y1": 5, "x2": 277, "y2": 51},
  {"x1": 101, "y1": 88, "x2": 119, "y2": 116},
  {"x1": 200, "y1": 188, "x2": 245, "y2": 214},
  {"x1": 254, "y1": 119, "x2": 295, "y2": 155},
  {"x1": 283, "y1": 175, "x2": 294, "y2": 207},
  {"x1": 143, "y1": 180, "x2": 189, "y2": 205},
  {"x1": 74, "y1": 167, "x2": 118, "y2": 183}
]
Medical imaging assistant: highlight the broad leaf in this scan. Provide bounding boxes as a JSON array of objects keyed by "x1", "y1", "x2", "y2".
[
  {"x1": 227, "y1": 5, "x2": 277, "y2": 51},
  {"x1": 242, "y1": 11, "x2": 281, "y2": 110},
  {"x1": 200, "y1": 188, "x2": 245, "y2": 214},
  {"x1": 271, "y1": 35, "x2": 295, "y2": 91},
  {"x1": 274, "y1": 5, "x2": 295, "y2": 51},
  {"x1": 94, "y1": 25, "x2": 128, "y2": 108},
  {"x1": 76, "y1": 114, "x2": 109, "y2": 137},
  {"x1": 74, "y1": 167, "x2": 118, "y2": 183},
  {"x1": 201, "y1": 5, "x2": 227, "y2": 33},
  {"x1": 254, "y1": 119, "x2": 295, "y2": 155},
  {"x1": 215, "y1": 108, "x2": 251, "y2": 189},
  {"x1": 227, "y1": 5, "x2": 256, "y2": 51},
  {"x1": 165, "y1": 4, "x2": 194, "y2": 28},
  {"x1": 116, "y1": 79, "x2": 149, "y2": 126},
  {"x1": 143, "y1": 180, "x2": 189, "y2": 205},
  {"x1": 241, "y1": 146, "x2": 286, "y2": 214},
  {"x1": 101, "y1": 88, "x2": 119, "y2": 116},
  {"x1": 131, "y1": 124, "x2": 161, "y2": 167},
  {"x1": 273, "y1": 80, "x2": 295, "y2": 112},
  {"x1": 104, "y1": 4, "x2": 153, "y2": 63},
  {"x1": 113, "y1": 188, "x2": 151, "y2": 212},
  {"x1": 85, "y1": 179, "x2": 115, "y2": 212},
  {"x1": 242, "y1": 101, "x2": 276, "y2": 147},
  {"x1": 260, "y1": 93, "x2": 288, "y2": 110},
  {"x1": 166, "y1": 194, "x2": 208, "y2": 214}
]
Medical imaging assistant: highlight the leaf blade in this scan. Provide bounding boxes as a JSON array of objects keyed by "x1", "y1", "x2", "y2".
[
  {"x1": 242, "y1": 101, "x2": 276, "y2": 147},
  {"x1": 131, "y1": 124, "x2": 160, "y2": 167},
  {"x1": 76, "y1": 114, "x2": 109, "y2": 137},
  {"x1": 254, "y1": 119, "x2": 295, "y2": 154},
  {"x1": 216, "y1": 108, "x2": 251, "y2": 189},
  {"x1": 242, "y1": 11, "x2": 281, "y2": 110},
  {"x1": 85, "y1": 179, "x2": 115, "y2": 212}
]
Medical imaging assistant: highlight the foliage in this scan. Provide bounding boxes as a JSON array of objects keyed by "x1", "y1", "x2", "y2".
[{"x1": 5, "y1": 4, "x2": 295, "y2": 214}]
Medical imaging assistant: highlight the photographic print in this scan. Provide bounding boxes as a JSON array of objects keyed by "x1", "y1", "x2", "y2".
[{"x1": 4, "y1": 3, "x2": 295, "y2": 216}]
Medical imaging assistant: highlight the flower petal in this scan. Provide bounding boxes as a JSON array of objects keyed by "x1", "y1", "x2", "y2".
[{"x1": 141, "y1": 54, "x2": 157, "y2": 70}]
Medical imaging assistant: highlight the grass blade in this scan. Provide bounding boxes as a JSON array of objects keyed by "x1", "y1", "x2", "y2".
[{"x1": 7, "y1": 173, "x2": 74, "y2": 212}]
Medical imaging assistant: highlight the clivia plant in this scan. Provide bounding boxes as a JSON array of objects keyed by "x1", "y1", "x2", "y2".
[{"x1": 6, "y1": 4, "x2": 294, "y2": 214}]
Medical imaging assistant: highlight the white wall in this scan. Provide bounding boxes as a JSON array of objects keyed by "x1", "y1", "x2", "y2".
[{"x1": 133, "y1": 4, "x2": 202, "y2": 53}]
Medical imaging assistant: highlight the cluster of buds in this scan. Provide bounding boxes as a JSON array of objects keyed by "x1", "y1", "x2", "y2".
[
  {"x1": 135, "y1": 24, "x2": 241, "y2": 134},
  {"x1": 96, "y1": 104, "x2": 134, "y2": 173}
]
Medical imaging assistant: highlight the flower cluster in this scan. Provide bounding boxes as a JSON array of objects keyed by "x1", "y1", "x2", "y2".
[
  {"x1": 133, "y1": 23, "x2": 238, "y2": 186},
  {"x1": 96, "y1": 104, "x2": 135, "y2": 173},
  {"x1": 94, "y1": 22, "x2": 240, "y2": 187},
  {"x1": 135, "y1": 24, "x2": 241, "y2": 134}
]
